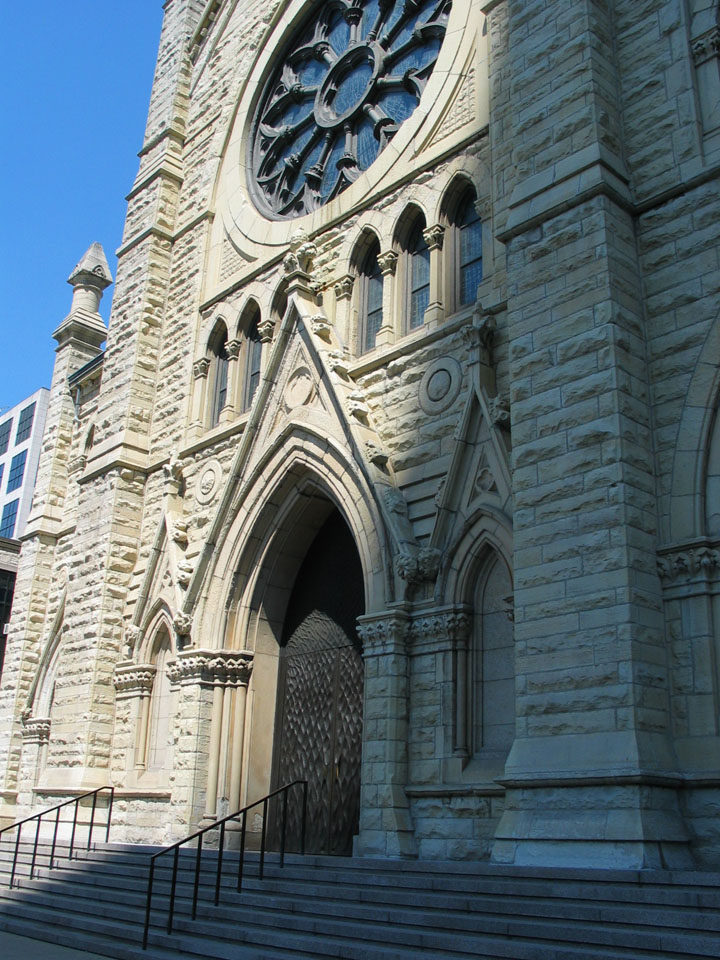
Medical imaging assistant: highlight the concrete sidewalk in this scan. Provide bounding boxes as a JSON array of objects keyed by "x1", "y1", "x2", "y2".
[{"x1": 0, "y1": 930, "x2": 113, "y2": 959}]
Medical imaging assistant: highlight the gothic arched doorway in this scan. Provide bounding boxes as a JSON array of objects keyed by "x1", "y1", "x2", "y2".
[{"x1": 271, "y1": 510, "x2": 364, "y2": 855}]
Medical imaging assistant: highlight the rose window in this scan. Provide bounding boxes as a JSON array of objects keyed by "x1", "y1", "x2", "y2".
[{"x1": 250, "y1": 0, "x2": 451, "y2": 219}]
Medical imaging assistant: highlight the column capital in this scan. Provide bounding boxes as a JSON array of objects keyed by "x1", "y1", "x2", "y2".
[
  {"x1": 357, "y1": 610, "x2": 410, "y2": 656},
  {"x1": 422, "y1": 223, "x2": 445, "y2": 251},
  {"x1": 167, "y1": 649, "x2": 254, "y2": 687},
  {"x1": 193, "y1": 357, "x2": 211, "y2": 380},
  {"x1": 113, "y1": 663, "x2": 157, "y2": 698}
]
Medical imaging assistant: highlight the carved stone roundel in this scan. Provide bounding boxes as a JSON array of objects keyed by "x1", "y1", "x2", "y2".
[
  {"x1": 194, "y1": 459, "x2": 223, "y2": 505},
  {"x1": 419, "y1": 356, "x2": 462, "y2": 414},
  {"x1": 249, "y1": 0, "x2": 451, "y2": 220},
  {"x1": 285, "y1": 366, "x2": 316, "y2": 410}
]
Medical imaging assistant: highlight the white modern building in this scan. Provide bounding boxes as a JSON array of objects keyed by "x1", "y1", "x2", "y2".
[{"x1": 0, "y1": 389, "x2": 49, "y2": 542}]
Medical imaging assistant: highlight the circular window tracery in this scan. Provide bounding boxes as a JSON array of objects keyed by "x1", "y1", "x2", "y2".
[{"x1": 250, "y1": 0, "x2": 452, "y2": 220}]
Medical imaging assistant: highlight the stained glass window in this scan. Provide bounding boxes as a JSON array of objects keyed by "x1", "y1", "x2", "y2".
[
  {"x1": 250, "y1": 0, "x2": 451, "y2": 219},
  {"x1": 210, "y1": 328, "x2": 229, "y2": 427},
  {"x1": 457, "y1": 194, "x2": 482, "y2": 306},
  {"x1": 362, "y1": 241, "x2": 383, "y2": 352},
  {"x1": 244, "y1": 311, "x2": 263, "y2": 411},
  {"x1": 408, "y1": 225, "x2": 430, "y2": 329}
]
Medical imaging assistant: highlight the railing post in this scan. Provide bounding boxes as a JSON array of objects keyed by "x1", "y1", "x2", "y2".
[
  {"x1": 280, "y1": 787, "x2": 288, "y2": 868},
  {"x1": 30, "y1": 816, "x2": 41, "y2": 880},
  {"x1": 301, "y1": 780, "x2": 308, "y2": 856},
  {"x1": 237, "y1": 810, "x2": 246, "y2": 892},
  {"x1": 69, "y1": 798, "x2": 79, "y2": 859},
  {"x1": 215, "y1": 821, "x2": 225, "y2": 906},
  {"x1": 168, "y1": 847, "x2": 179, "y2": 935},
  {"x1": 51, "y1": 807, "x2": 60, "y2": 870},
  {"x1": 260, "y1": 797, "x2": 268, "y2": 880},
  {"x1": 106, "y1": 787, "x2": 114, "y2": 844},
  {"x1": 88, "y1": 790, "x2": 98, "y2": 850},
  {"x1": 192, "y1": 834, "x2": 203, "y2": 920},
  {"x1": 10, "y1": 823, "x2": 21, "y2": 888},
  {"x1": 142, "y1": 858, "x2": 155, "y2": 950}
]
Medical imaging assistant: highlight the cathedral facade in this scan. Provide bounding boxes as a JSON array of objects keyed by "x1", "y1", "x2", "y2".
[{"x1": 1, "y1": 0, "x2": 719, "y2": 870}]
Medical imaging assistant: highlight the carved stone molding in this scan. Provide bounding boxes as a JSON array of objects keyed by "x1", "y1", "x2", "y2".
[
  {"x1": 258, "y1": 317, "x2": 275, "y2": 343},
  {"x1": 21, "y1": 717, "x2": 51, "y2": 743},
  {"x1": 334, "y1": 274, "x2": 355, "y2": 300},
  {"x1": 193, "y1": 357, "x2": 211, "y2": 380},
  {"x1": 113, "y1": 663, "x2": 156, "y2": 698},
  {"x1": 411, "y1": 609, "x2": 471, "y2": 644},
  {"x1": 657, "y1": 540, "x2": 720, "y2": 598},
  {"x1": 377, "y1": 250, "x2": 398, "y2": 276},
  {"x1": 226, "y1": 338, "x2": 242, "y2": 360},
  {"x1": 692, "y1": 27, "x2": 720, "y2": 66},
  {"x1": 356, "y1": 612, "x2": 410, "y2": 657},
  {"x1": 422, "y1": 223, "x2": 445, "y2": 251},
  {"x1": 167, "y1": 649, "x2": 254, "y2": 687}
]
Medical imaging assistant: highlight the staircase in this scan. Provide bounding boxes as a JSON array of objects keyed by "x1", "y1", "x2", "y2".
[{"x1": 1, "y1": 838, "x2": 719, "y2": 959}]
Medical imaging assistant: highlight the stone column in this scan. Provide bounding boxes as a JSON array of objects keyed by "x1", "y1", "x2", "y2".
[
  {"x1": 422, "y1": 224, "x2": 445, "y2": 324},
  {"x1": 333, "y1": 274, "x2": 355, "y2": 347},
  {"x1": 356, "y1": 609, "x2": 416, "y2": 858},
  {"x1": 189, "y1": 358, "x2": 210, "y2": 434},
  {"x1": 219, "y1": 338, "x2": 242, "y2": 424},
  {"x1": 376, "y1": 251, "x2": 398, "y2": 348}
]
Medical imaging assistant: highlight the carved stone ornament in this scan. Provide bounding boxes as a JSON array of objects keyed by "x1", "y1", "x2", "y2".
[
  {"x1": 123, "y1": 624, "x2": 143, "y2": 659},
  {"x1": 173, "y1": 611, "x2": 193, "y2": 638},
  {"x1": 365, "y1": 440, "x2": 389, "y2": 467},
  {"x1": 226, "y1": 338, "x2": 242, "y2": 360},
  {"x1": 692, "y1": 27, "x2": 720, "y2": 65},
  {"x1": 395, "y1": 547, "x2": 441, "y2": 583},
  {"x1": 657, "y1": 544, "x2": 720, "y2": 582},
  {"x1": 422, "y1": 224, "x2": 445, "y2": 251},
  {"x1": 193, "y1": 357, "x2": 211, "y2": 380},
  {"x1": 164, "y1": 451, "x2": 184, "y2": 493},
  {"x1": 489, "y1": 395, "x2": 510, "y2": 428},
  {"x1": 284, "y1": 366, "x2": 316, "y2": 410},
  {"x1": 21, "y1": 717, "x2": 51, "y2": 743},
  {"x1": 411, "y1": 610, "x2": 471, "y2": 642},
  {"x1": 283, "y1": 228, "x2": 318, "y2": 276},
  {"x1": 176, "y1": 557, "x2": 195, "y2": 589},
  {"x1": 258, "y1": 317, "x2": 275, "y2": 343},
  {"x1": 334, "y1": 275, "x2": 355, "y2": 301},
  {"x1": 356, "y1": 613, "x2": 409, "y2": 654},
  {"x1": 419, "y1": 357, "x2": 462, "y2": 415},
  {"x1": 347, "y1": 391, "x2": 369, "y2": 422},
  {"x1": 377, "y1": 250, "x2": 398, "y2": 276},
  {"x1": 310, "y1": 314, "x2": 333, "y2": 342},
  {"x1": 194, "y1": 459, "x2": 223, "y2": 506},
  {"x1": 462, "y1": 311, "x2": 495, "y2": 354},
  {"x1": 171, "y1": 519, "x2": 189, "y2": 547},
  {"x1": 167, "y1": 650, "x2": 253, "y2": 687},
  {"x1": 325, "y1": 350, "x2": 349, "y2": 377},
  {"x1": 113, "y1": 664, "x2": 157, "y2": 697}
]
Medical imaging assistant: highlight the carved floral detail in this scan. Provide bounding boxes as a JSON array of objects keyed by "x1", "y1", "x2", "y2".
[
  {"x1": 258, "y1": 317, "x2": 275, "y2": 343},
  {"x1": 657, "y1": 546, "x2": 720, "y2": 582},
  {"x1": 334, "y1": 275, "x2": 355, "y2": 300},
  {"x1": 21, "y1": 717, "x2": 51, "y2": 742},
  {"x1": 113, "y1": 664, "x2": 156, "y2": 696},
  {"x1": 173, "y1": 611, "x2": 193, "y2": 638},
  {"x1": 422, "y1": 223, "x2": 445, "y2": 250},
  {"x1": 692, "y1": 27, "x2": 720, "y2": 65},
  {"x1": 193, "y1": 357, "x2": 211, "y2": 380},
  {"x1": 167, "y1": 651, "x2": 253, "y2": 686},
  {"x1": 377, "y1": 250, "x2": 398, "y2": 276},
  {"x1": 226, "y1": 338, "x2": 242, "y2": 360},
  {"x1": 411, "y1": 611, "x2": 471, "y2": 641}
]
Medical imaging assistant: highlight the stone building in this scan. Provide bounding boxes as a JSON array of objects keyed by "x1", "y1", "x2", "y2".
[{"x1": 0, "y1": 0, "x2": 718, "y2": 872}]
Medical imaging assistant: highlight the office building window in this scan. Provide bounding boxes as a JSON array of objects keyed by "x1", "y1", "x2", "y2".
[
  {"x1": 0, "y1": 420, "x2": 11, "y2": 456},
  {"x1": 0, "y1": 500, "x2": 19, "y2": 538},
  {"x1": 7, "y1": 450, "x2": 26, "y2": 493},
  {"x1": 15, "y1": 403, "x2": 36, "y2": 444}
]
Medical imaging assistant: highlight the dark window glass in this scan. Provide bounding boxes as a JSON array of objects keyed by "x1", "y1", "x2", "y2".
[
  {"x1": 245, "y1": 315, "x2": 263, "y2": 411},
  {"x1": 362, "y1": 243, "x2": 383, "y2": 353},
  {"x1": 15, "y1": 403, "x2": 36, "y2": 444},
  {"x1": 0, "y1": 465, "x2": 4, "y2": 488},
  {"x1": 457, "y1": 195, "x2": 482, "y2": 306},
  {"x1": 0, "y1": 499, "x2": 19, "y2": 538},
  {"x1": 0, "y1": 421, "x2": 11, "y2": 456},
  {"x1": 210, "y1": 331, "x2": 229, "y2": 427},
  {"x1": 0, "y1": 568, "x2": 14, "y2": 679},
  {"x1": 7, "y1": 450, "x2": 26, "y2": 493},
  {"x1": 408, "y1": 224, "x2": 430, "y2": 329}
]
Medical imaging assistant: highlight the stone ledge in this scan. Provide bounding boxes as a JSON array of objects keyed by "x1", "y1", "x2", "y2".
[{"x1": 406, "y1": 783, "x2": 505, "y2": 797}]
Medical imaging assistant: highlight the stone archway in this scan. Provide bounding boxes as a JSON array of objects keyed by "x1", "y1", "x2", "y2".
[{"x1": 271, "y1": 510, "x2": 365, "y2": 855}]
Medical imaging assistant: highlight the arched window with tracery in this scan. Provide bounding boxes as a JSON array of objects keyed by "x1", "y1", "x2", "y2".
[{"x1": 395, "y1": 207, "x2": 430, "y2": 333}]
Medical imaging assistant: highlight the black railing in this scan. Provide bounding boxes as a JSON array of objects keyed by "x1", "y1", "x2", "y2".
[
  {"x1": 143, "y1": 780, "x2": 307, "y2": 950},
  {"x1": 0, "y1": 786, "x2": 114, "y2": 888}
]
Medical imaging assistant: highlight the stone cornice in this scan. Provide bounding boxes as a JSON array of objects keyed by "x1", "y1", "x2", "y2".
[
  {"x1": 113, "y1": 663, "x2": 157, "y2": 698},
  {"x1": 657, "y1": 538, "x2": 720, "y2": 598},
  {"x1": 167, "y1": 649, "x2": 254, "y2": 687},
  {"x1": 410, "y1": 607, "x2": 472, "y2": 654}
]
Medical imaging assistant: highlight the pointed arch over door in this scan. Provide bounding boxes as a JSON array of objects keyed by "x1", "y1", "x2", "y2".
[{"x1": 271, "y1": 509, "x2": 365, "y2": 855}]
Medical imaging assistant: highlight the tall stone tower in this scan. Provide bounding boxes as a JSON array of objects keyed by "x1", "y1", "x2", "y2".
[{"x1": 0, "y1": 0, "x2": 718, "y2": 871}]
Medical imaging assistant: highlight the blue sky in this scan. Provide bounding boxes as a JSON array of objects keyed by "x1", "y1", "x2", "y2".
[{"x1": 0, "y1": 2, "x2": 164, "y2": 411}]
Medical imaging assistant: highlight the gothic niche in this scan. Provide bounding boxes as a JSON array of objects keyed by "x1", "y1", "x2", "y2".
[{"x1": 250, "y1": 0, "x2": 451, "y2": 219}]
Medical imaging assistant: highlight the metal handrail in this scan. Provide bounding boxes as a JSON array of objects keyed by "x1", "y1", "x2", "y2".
[
  {"x1": 0, "y1": 785, "x2": 114, "y2": 888},
  {"x1": 142, "y1": 779, "x2": 307, "y2": 950}
]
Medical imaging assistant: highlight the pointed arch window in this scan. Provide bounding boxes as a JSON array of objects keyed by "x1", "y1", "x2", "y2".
[
  {"x1": 452, "y1": 189, "x2": 483, "y2": 309},
  {"x1": 240, "y1": 305, "x2": 263, "y2": 413},
  {"x1": 407, "y1": 222, "x2": 430, "y2": 330},
  {"x1": 209, "y1": 323, "x2": 229, "y2": 427},
  {"x1": 359, "y1": 238, "x2": 383, "y2": 353},
  {"x1": 146, "y1": 628, "x2": 172, "y2": 772}
]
